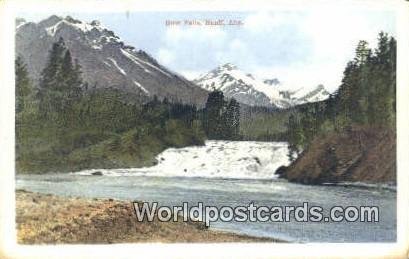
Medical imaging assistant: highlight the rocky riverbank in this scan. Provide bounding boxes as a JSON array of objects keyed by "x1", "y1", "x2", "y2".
[
  {"x1": 16, "y1": 190, "x2": 280, "y2": 244},
  {"x1": 277, "y1": 126, "x2": 396, "y2": 185}
]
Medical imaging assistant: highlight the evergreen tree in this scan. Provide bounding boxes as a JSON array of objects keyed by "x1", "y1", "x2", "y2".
[
  {"x1": 15, "y1": 56, "x2": 32, "y2": 113},
  {"x1": 15, "y1": 56, "x2": 33, "y2": 145},
  {"x1": 223, "y1": 98, "x2": 240, "y2": 139},
  {"x1": 39, "y1": 37, "x2": 66, "y2": 91},
  {"x1": 287, "y1": 113, "x2": 303, "y2": 161},
  {"x1": 38, "y1": 37, "x2": 67, "y2": 120},
  {"x1": 203, "y1": 90, "x2": 241, "y2": 140},
  {"x1": 203, "y1": 90, "x2": 225, "y2": 139},
  {"x1": 59, "y1": 50, "x2": 83, "y2": 124},
  {"x1": 286, "y1": 32, "x2": 396, "y2": 155},
  {"x1": 230, "y1": 98, "x2": 241, "y2": 139},
  {"x1": 38, "y1": 38, "x2": 83, "y2": 125},
  {"x1": 354, "y1": 40, "x2": 371, "y2": 65}
]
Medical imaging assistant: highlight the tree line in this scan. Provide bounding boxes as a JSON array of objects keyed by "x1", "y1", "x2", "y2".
[{"x1": 286, "y1": 32, "x2": 396, "y2": 161}]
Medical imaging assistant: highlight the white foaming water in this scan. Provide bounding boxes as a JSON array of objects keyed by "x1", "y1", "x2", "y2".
[{"x1": 72, "y1": 140, "x2": 291, "y2": 179}]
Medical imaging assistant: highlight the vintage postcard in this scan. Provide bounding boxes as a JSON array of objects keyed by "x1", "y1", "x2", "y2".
[{"x1": 0, "y1": 0, "x2": 408, "y2": 258}]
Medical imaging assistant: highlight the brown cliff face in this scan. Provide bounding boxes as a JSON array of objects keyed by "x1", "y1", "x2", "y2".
[{"x1": 279, "y1": 126, "x2": 396, "y2": 185}]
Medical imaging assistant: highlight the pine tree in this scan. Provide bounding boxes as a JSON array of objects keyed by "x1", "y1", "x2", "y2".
[
  {"x1": 285, "y1": 31, "x2": 396, "y2": 155},
  {"x1": 203, "y1": 90, "x2": 225, "y2": 139},
  {"x1": 38, "y1": 37, "x2": 66, "y2": 120},
  {"x1": 337, "y1": 61, "x2": 357, "y2": 127},
  {"x1": 368, "y1": 32, "x2": 395, "y2": 126},
  {"x1": 38, "y1": 38, "x2": 83, "y2": 126},
  {"x1": 354, "y1": 40, "x2": 370, "y2": 65},
  {"x1": 59, "y1": 50, "x2": 83, "y2": 125},
  {"x1": 15, "y1": 56, "x2": 33, "y2": 144},
  {"x1": 39, "y1": 37, "x2": 66, "y2": 90},
  {"x1": 15, "y1": 56, "x2": 32, "y2": 114},
  {"x1": 353, "y1": 40, "x2": 372, "y2": 124},
  {"x1": 287, "y1": 113, "x2": 305, "y2": 161},
  {"x1": 223, "y1": 98, "x2": 240, "y2": 139},
  {"x1": 230, "y1": 98, "x2": 241, "y2": 139}
]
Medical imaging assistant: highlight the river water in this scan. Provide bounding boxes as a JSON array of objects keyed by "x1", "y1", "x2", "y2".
[{"x1": 16, "y1": 140, "x2": 396, "y2": 242}]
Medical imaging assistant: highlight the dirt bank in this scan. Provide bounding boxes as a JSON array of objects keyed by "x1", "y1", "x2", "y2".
[
  {"x1": 16, "y1": 190, "x2": 279, "y2": 244},
  {"x1": 278, "y1": 126, "x2": 396, "y2": 185}
]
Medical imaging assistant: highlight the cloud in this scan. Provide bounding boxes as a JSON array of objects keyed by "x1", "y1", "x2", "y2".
[
  {"x1": 301, "y1": 9, "x2": 394, "y2": 90},
  {"x1": 157, "y1": 25, "x2": 229, "y2": 72},
  {"x1": 157, "y1": 48, "x2": 175, "y2": 65},
  {"x1": 163, "y1": 25, "x2": 227, "y2": 47},
  {"x1": 243, "y1": 11, "x2": 301, "y2": 33},
  {"x1": 214, "y1": 38, "x2": 256, "y2": 66},
  {"x1": 243, "y1": 11, "x2": 280, "y2": 33},
  {"x1": 239, "y1": 10, "x2": 395, "y2": 91},
  {"x1": 178, "y1": 70, "x2": 202, "y2": 80},
  {"x1": 156, "y1": 10, "x2": 395, "y2": 90}
]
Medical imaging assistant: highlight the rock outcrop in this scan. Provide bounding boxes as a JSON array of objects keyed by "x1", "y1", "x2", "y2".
[{"x1": 278, "y1": 126, "x2": 396, "y2": 185}]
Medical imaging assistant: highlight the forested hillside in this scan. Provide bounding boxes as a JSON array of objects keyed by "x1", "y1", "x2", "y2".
[
  {"x1": 240, "y1": 106, "x2": 289, "y2": 141},
  {"x1": 286, "y1": 32, "x2": 395, "y2": 158},
  {"x1": 280, "y1": 32, "x2": 396, "y2": 184},
  {"x1": 16, "y1": 38, "x2": 243, "y2": 173},
  {"x1": 16, "y1": 39, "x2": 181, "y2": 173}
]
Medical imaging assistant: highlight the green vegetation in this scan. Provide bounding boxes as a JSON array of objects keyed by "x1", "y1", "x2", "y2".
[
  {"x1": 16, "y1": 38, "x2": 245, "y2": 174},
  {"x1": 16, "y1": 38, "x2": 206, "y2": 173},
  {"x1": 286, "y1": 32, "x2": 396, "y2": 160},
  {"x1": 240, "y1": 106, "x2": 289, "y2": 141},
  {"x1": 203, "y1": 90, "x2": 240, "y2": 140}
]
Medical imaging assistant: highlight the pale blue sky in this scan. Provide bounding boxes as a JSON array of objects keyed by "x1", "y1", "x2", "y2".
[{"x1": 18, "y1": 10, "x2": 395, "y2": 91}]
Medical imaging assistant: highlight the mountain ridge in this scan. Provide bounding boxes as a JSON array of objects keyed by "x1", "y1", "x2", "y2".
[
  {"x1": 15, "y1": 15, "x2": 209, "y2": 105},
  {"x1": 194, "y1": 63, "x2": 330, "y2": 108}
]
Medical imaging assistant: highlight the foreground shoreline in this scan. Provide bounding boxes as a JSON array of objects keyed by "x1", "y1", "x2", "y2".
[{"x1": 16, "y1": 190, "x2": 283, "y2": 244}]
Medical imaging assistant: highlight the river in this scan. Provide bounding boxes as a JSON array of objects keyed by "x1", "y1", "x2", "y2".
[{"x1": 16, "y1": 140, "x2": 396, "y2": 242}]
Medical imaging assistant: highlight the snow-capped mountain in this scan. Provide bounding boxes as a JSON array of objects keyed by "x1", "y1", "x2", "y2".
[
  {"x1": 194, "y1": 63, "x2": 292, "y2": 108},
  {"x1": 263, "y1": 78, "x2": 280, "y2": 86},
  {"x1": 15, "y1": 15, "x2": 208, "y2": 105},
  {"x1": 194, "y1": 63, "x2": 330, "y2": 108},
  {"x1": 277, "y1": 84, "x2": 330, "y2": 104}
]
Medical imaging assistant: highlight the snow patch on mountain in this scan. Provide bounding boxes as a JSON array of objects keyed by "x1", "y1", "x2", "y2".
[
  {"x1": 45, "y1": 20, "x2": 63, "y2": 37},
  {"x1": 133, "y1": 81, "x2": 149, "y2": 94},
  {"x1": 16, "y1": 18, "x2": 28, "y2": 30},
  {"x1": 120, "y1": 49, "x2": 151, "y2": 73},
  {"x1": 264, "y1": 78, "x2": 280, "y2": 86},
  {"x1": 274, "y1": 83, "x2": 330, "y2": 105},
  {"x1": 107, "y1": 58, "x2": 126, "y2": 75}
]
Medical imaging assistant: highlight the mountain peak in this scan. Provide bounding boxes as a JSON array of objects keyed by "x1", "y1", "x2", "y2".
[
  {"x1": 16, "y1": 18, "x2": 26, "y2": 25},
  {"x1": 315, "y1": 84, "x2": 326, "y2": 90},
  {"x1": 195, "y1": 64, "x2": 330, "y2": 108},
  {"x1": 29, "y1": 15, "x2": 110, "y2": 39},
  {"x1": 219, "y1": 63, "x2": 237, "y2": 71},
  {"x1": 16, "y1": 15, "x2": 209, "y2": 105},
  {"x1": 195, "y1": 64, "x2": 287, "y2": 108},
  {"x1": 37, "y1": 15, "x2": 63, "y2": 27},
  {"x1": 64, "y1": 16, "x2": 83, "y2": 24},
  {"x1": 90, "y1": 20, "x2": 101, "y2": 26},
  {"x1": 264, "y1": 78, "x2": 281, "y2": 86}
]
